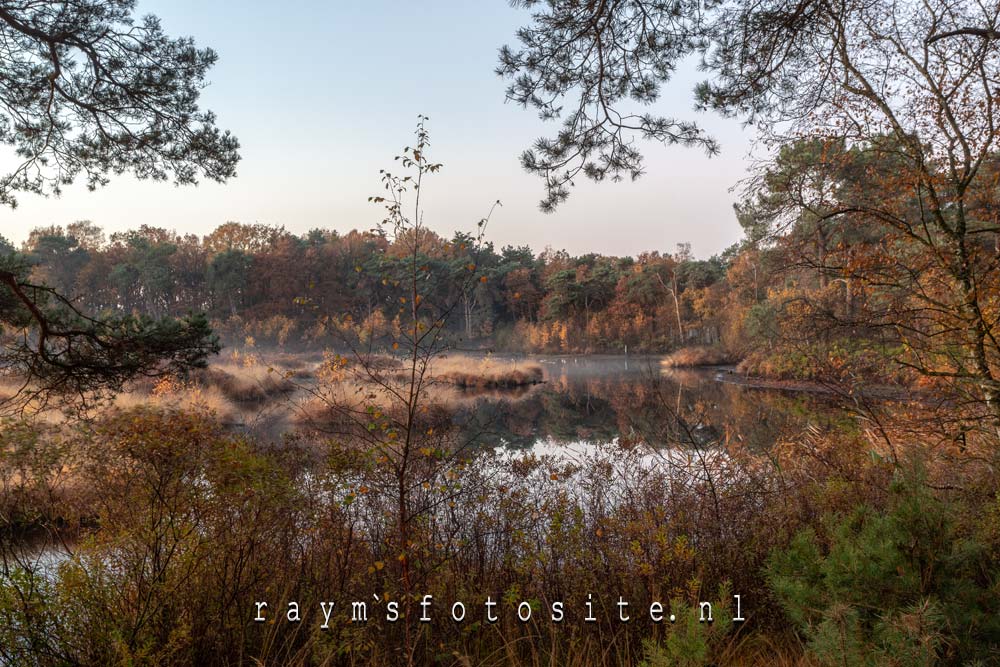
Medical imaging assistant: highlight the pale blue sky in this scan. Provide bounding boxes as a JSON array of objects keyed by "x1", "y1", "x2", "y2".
[{"x1": 2, "y1": 1, "x2": 755, "y2": 258}]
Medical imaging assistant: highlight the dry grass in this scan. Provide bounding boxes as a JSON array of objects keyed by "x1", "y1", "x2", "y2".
[
  {"x1": 195, "y1": 363, "x2": 296, "y2": 403},
  {"x1": 432, "y1": 356, "x2": 544, "y2": 389},
  {"x1": 290, "y1": 355, "x2": 544, "y2": 431},
  {"x1": 112, "y1": 384, "x2": 241, "y2": 423},
  {"x1": 290, "y1": 365, "x2": 455, "y2": 431},
  {"x1": 661, "y1": 346, "x2": 739, "y2": 368},
  {"x1": 263, "y1": 351, "x2": 328, "y2": 379},
  {"x1": 108, "y1": 360, "x2": 300, "y2": 423}
]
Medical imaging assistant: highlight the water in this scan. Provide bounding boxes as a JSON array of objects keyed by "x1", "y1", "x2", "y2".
[{"x1": 445, "y1": 355, "x2": 850, "y2": 453}]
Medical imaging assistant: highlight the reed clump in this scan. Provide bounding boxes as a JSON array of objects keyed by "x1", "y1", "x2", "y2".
[
  {"x1": 433, "y1": 356, "x2": 544, "y2": 389},
  {"x1": 661, "y1": 346, "x2": 739, "y2": 368},
  {"x1": 196, "y1": 363, "x2": 296, "y2": 403}
]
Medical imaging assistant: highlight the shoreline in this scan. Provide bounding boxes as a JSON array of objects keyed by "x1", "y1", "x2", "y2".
[{"x1": 707, "y1": 366, "x2": 927, "y2": 403}]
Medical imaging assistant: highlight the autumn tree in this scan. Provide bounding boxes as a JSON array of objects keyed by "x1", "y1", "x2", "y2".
[
  {"x1": 506, "y1": 0, "x2": 1000, "y2": 427},
  {"x1": 298, "y1": 118, "x2": 500, "y2": 664},
  {"x1": 733, "y1": 0, "x2": 1000, "y2": 416},
  {"x1": 203, "y1": 222, "x2": 285, "y2": 255}
]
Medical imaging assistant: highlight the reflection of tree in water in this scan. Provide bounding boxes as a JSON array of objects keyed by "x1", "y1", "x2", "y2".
[
  {"x1": 451, "y1": 383, "x2": 620, "y2": 449},
  {"x1": 450, "y1": 368, "x2": 849, "y2": 450}
]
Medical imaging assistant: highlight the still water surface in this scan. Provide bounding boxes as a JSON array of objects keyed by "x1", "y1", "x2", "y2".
[{"x1": 443, "y1": 355, "x2": 852, "y2": 453}]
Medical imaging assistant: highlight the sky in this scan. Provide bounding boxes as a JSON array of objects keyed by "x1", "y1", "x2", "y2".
[{"x1": 1, "y1": 1, "x2": 756, "y2": 259}]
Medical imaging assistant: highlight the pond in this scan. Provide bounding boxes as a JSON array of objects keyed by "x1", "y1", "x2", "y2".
[{"x1": 440, "y1": 355, "x2": 856, "y2": 453}]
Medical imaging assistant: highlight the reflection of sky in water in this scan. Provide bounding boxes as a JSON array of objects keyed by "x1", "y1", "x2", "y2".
[
  {"x1": 503, "y1": 436, "x2": 732, "y2": 468},
  {"x1": 9, "y1": 537, "x2": 74, "y2": 582},
  {"x1": 494, "y1": 437, "x2": 742, "y2": 508}
]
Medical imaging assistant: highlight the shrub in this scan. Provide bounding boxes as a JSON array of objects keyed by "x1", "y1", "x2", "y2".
[
  {"x1": 767, "y1": 468, "x2": 1000, "y2": 666},
  {"x1": 638, "y1": 586, "x2": 736, "y2": 667}
]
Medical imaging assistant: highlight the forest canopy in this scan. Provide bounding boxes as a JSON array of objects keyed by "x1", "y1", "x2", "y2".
[{"x1": 9, "y1": 221, "x2": 730, "y2": 357}]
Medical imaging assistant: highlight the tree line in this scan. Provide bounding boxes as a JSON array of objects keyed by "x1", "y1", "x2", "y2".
[
  {"x1": 7, "y1": 220, "x2": 733, "y2": 354},
  {"x1": 11, "y1": 115, "x2": 1000, "y2": 432}
]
